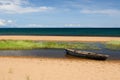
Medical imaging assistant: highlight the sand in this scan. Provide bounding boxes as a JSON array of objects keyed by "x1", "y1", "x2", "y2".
[
  {"x1": 0, "y1": 36, "x2": 120, "y2": 80},
  {"x1": 0, "y1": 57, "x2": 120, "y2": 80},
  {"x1": 0, "y1": 35, "x2": 120, "y2": 42}
]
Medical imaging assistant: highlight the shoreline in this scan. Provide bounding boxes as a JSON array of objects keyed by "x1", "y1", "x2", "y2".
[{"x1": 0, "y1": 35, "x2": 120, "y2": 42}]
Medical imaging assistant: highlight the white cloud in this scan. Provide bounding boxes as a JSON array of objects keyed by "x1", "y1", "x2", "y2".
[
  {"x1": 14, "y1": 23, "x2": 82, "y2": 28},
  {"x1": 80, "y1": 9, "x2": 120, "y2": 15},
  {"x1": 7, "y1": 20, "x2": 13, "y2": 23},
  {"x1": 0, "y1": 19, "x2": 13, "y2": 26},
  {"x1": 26, "y1": 24, "x2": 44, "y2": 27},
  {"x1": 0, "y1": 0, "x2": 53, "y2": 14},
  {"x1": 64, "y1": 24, "x2": 81, "y2": 27},
  {"x1": 0, "y1": 19, "x2": 6, "y2": 26},
  {"x1": 16, "y1": 24, "x2": 50, "y2": 28},
  {"x1": 63, "y1": 1, "x2": 120, "y2": 15}
]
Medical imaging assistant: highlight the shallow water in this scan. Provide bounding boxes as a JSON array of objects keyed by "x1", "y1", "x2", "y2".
[
  {"x1": 0, "y1": 49, "x2": 66, "y2": 58},
  {"x1": 0, "y1": 43, "x2": 120, "y2": 60},
  {"x1": 0, "y1": 48, "x2": 120, "y2": 60}
]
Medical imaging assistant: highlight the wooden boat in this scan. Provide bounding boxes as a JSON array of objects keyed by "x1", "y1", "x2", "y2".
[{"x1": 65, "y1": 49, "x2": 109, "y2": 60}]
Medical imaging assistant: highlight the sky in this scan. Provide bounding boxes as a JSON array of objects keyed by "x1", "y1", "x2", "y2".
[{"x1": 0, "y1": 0, "x2": 120, "y2": 28}]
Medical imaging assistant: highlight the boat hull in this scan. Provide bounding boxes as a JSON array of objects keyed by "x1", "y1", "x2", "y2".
[{"x1": 65, "y1": 49, "x2": 109, "y2": 60}]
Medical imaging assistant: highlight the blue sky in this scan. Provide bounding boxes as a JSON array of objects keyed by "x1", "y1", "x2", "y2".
[{"x1": 0, "y1": 0, "x2": 120, "y2": 28}]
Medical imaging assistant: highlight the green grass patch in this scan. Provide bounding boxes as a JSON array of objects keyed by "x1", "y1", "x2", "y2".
[
  {"x1": 104, "y1": 40, "x2": 120, "y2": 50},
  {"x1": 0, "y1": 40, "x2": 99, "y2": 50}
]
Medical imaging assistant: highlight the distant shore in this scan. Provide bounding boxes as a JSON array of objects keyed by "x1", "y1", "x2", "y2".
[{"x1": 0, "y1": 35, "x2": 120, "y2": 42}]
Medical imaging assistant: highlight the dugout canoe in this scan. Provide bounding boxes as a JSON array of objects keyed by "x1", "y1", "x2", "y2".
[{"x1": 65, "y1": 49, "x2": 109, "y2": 60}]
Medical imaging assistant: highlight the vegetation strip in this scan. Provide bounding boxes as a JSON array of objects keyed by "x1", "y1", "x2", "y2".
[
  {"x1": 104, "y1": 41, "x2": 120, "y2": 50},
  {"x1": 0, "y1": 40, "x2": 99, "y2": 50}
]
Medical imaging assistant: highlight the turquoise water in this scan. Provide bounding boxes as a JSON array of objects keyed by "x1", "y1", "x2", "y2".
[{"x1": 0, "y1": 28, "x2": 120, "y2": 36}]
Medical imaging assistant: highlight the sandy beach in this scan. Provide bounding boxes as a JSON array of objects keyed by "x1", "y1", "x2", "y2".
[
  {"x1": 0, "y1": 35, "x2": 120, "y2": 42},
  {"x1": 0, "y1": 57, "x2": 120, "y2": 80},
  {"x1": 0, "y1": 36, "x2": 120, "y2": 80}
]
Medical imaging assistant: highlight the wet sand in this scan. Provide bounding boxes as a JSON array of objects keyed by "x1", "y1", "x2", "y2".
[
  {"x1": 0, "y1": 35, "x2": 120, "y2": 42},
  {"x1": 0, "y1": 57, "x2": 120, "y2": 80}
]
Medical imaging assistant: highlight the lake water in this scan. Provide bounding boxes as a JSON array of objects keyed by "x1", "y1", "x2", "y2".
[
  {"x1": 0, "y1": 49, "x2": 120, "y2": 60},
  {"x1": 0, "y1": 28, "x2": 120, "y2": 36}
]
